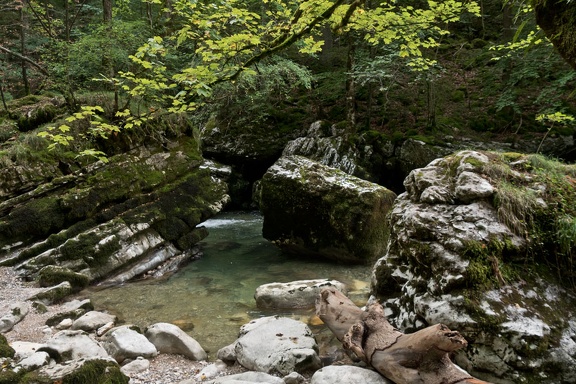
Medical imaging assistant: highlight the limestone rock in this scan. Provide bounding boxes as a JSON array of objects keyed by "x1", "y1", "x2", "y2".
[
  {"x1": 234, "y1": 316, "x2": 321, "y2": 375},
  {"x1": 0, "y1": 137, "x2": 229, "y2": 285},
  {"x1": 255, "y1": 279, "x2": 347, "y2": 309},
  {"x1": 260, "y1": 156, "x2": 396, "y2": 263},
  {"x1": 120, "y1": 356, "x2": 150, "y2": 376},
  {"x1": 10, "y1": 341, "x2": 42, "y2": 361},
  {"x1": 39, "y1": 330, "x2": 109, "y2": 361},
  {"x1": 17, "y1": 351, "x2": 51, "y2": 371},
  {"x1": 38, "y1": 265, "x2": 90, "y2": 292},
  {"x1": 71, "y1": 310, "x2": 116, "y2": 332},
  {"x1": 102, "y1": 325, "x2": 158, "y2": 363},
  {"x1": 27, "y1": 282, "x2": 72, "y2": 304},
  {"x1": 371, "y1": 150, "x2": 576, "y2": 383},
  {"x1": 193, "y1": 359, "x2": 228, "y2": 381},
  {"x1": 145, "y1": 322, "x2": 207, "y2": 361},
  {"x1": 37, "y1": 356, "x2": 128, "y2": 383},
  {"x1": 0, "y1": 302, "x2": 29, "y2": 333},
  {"x1": 310, "y1": 365, "x2": 393, "y2": 384},
  {"x1": 283, "y1": 371, "x2": 306, "y2": 384}
]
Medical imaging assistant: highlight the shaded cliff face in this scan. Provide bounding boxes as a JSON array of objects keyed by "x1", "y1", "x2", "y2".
[
  {"x1": 371, "y1": 150, "x2": 576, "y2": 383},
  {"x1": 0, "y1": 134, "x2": 229, "y2": 284}
]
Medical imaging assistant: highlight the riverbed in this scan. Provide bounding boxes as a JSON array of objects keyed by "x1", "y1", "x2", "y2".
[{"x1": 85, "y1": 211, "x2": 371, "y2": 357}]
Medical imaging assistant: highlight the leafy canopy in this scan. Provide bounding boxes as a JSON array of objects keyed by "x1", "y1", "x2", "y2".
[{"x1": 44, "y1": 0, "x2": 480, "y2": 156}]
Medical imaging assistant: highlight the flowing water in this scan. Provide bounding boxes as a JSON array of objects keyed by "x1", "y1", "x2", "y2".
[{"x1": 85, "y1": 211, "x2": 371, "y2": 357}]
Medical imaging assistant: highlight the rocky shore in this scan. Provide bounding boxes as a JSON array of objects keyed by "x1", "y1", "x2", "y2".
[{"x1": 0, "y1": 267, "x2": 251, "y2": 383}]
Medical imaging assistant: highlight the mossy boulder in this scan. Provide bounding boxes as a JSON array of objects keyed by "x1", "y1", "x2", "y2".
[
  {"x1": 371, "y1": 150, "x2": 576, "y2": 383},
  {"x1": 38, "y1": 266, "x2": 90, "y2": 292},
  {"x1": 260, "y1": 155, "x2": 396, "y2": 263}
]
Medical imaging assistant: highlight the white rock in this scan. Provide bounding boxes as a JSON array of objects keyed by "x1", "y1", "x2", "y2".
[
  {"x1": 145, "y1": 322, "x2": 207, "y2": 361},
  {"x1": 255, "y1": 279, "x2": 346, "y2": 309},
  {"x1": 71, "y1": 311, "x2": 116, "y2": 332},
  {"x1": 102, "y1": 325, "x2": 158, "y2": 363},
  {"x1": 120, "y1": 356, "x2": 150, "y2": 376}
]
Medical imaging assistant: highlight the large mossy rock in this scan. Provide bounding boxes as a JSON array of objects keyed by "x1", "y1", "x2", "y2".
[
  {"x1": 371, "y1": 150, "x2": 576, "y2": 383},
  {"x1": 259, "y1": 155, "x2": 396, "y2": 263},
  {"x1": 0, "y1": 135, "x2": 229, "y2": 284}
]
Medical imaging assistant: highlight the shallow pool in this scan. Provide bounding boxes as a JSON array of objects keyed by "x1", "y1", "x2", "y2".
[{"x1": 85, "y1": 211, "x2": 371, "y2": 357}]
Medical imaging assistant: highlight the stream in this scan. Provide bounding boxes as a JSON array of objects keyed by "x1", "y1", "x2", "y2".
[{"x1": 85, "y1": 211, "x2": 372, "y2": 357}]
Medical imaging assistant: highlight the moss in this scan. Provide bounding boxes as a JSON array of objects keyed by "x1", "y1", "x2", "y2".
[
  {"x1": 62, "y1": 360, "x2": 128, "y2": 384},
  {"x1": 38, "y1": 266, "x2": 90, "y2": 292},
  {"x1": 59, "y1": 231, "x2": 121, "y2": 268},
  {"x1": 0, "y1": 333, "x2": 15, "y2": 358},
  {"x1": 0, "y1": 371, "x2": 24, "y2": 384}
]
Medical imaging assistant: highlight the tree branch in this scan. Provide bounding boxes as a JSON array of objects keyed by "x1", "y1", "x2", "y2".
[{"x1": 0, "y1": 45, "x2": 49, "y2": 76}]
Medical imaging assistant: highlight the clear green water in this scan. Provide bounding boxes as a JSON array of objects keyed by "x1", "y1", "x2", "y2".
[{"x1": 85, "y1": 211, "x2": 371, "y2": 357}]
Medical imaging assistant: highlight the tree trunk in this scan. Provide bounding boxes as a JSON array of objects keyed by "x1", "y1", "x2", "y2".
[
  {"x1": 19, "y1": 7, "x2": 30, "y2": 95},
  {"x1": 534, "y1": 0, "x2": 576, "y2": 70},
  {"x1": 316, "y1": 287, "x2": 491, "y2": 384}
]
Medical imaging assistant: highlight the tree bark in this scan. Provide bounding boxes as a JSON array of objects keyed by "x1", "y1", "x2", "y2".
[
  {"x1": 316, "y1": 287, "x2": 491, "y2": 384},
  {"x1": 534, "y1": 0, "x2": 576, "y2": 70}
]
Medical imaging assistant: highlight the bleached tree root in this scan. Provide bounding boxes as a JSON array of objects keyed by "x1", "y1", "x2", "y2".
[{"x1": 316, "y1": 287, "x2": 491, "y2": 384}]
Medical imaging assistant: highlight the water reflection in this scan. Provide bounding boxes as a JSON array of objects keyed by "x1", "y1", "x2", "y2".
[{"x1": 86, "y1": 211, "x2": 371, "y2": 357}]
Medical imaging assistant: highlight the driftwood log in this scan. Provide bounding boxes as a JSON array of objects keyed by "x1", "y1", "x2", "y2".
[{"x1": 316, "y1": 287, "x2": 491, "y2": 384}]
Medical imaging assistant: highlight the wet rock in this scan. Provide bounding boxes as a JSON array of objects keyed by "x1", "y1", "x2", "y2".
[
  {"x1": 260, "y1": 156, "x2": 396, "y2": 263},
  {"x1": 145, "y1": 322, "x2": 207, "y2": 361},
  {"x1": 71, "y1": 310, "x2": 116, "y2": 332},
  {"x1": 0, "y1": 302, "x2": 29, "y2": 333},
  {"x1": 234, "y1": 316, "x2": 321, "y2": 375},
  {"x1": 102, "y1": 325, "x2": 158, "y2": 363},
  {"x1": 255, "y1": 279, "x2": 347, "y2": 309},
  {"x1": 310, "y1": 365, "x2": 393, "y2": 384}
]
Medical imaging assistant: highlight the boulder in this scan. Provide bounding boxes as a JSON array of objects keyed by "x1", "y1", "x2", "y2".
[
  {"x1": 46, "y1": 298, "x2": 94, "y2": 327},
  {"x1": 0, "y1": 302, "x2": 29, "y2": 333},
  {"x1": 38, "y1": 329, "x2": 109, "y2": 361},
  {"x1": 145, "y1": 322, "x2": 206, "y2": 361},
  {"x1": 371, "y1": 150, "x2": 576, "y2": 383},
  {"x1": 233, "y1": 316, "x2": 321, "y2": 375},
  {"x1": 27, "y1": 282, "x2": 72, "y2": 304},
  {"x1": 71, "y1": 310, "x2": 116, "y2": 332},
  {"x1": 38, "y1": 265, "x2": 90, "y2": 292},
  {"x1": 17, "y1": 351, "x2": 51, "y2": 371},
  {"x1": 120, "y1": 356, "x2": 150, "y2": 376},
  {"x1": 102, "y1": 325, "x2": 158, "y2": 363},
  {"x1": 10, "y1": 340, "x2": 42, "y2": 361},
  {"x1": 260, "y1": 156, "x2": 396, "y2": 263},
  {"x1": 254, "y1": 279, "x2": 347, "y2": 309},
  {"x1": 310, "y1": 365, "x2": 393, "y2": 384},
  {"x1": 36, "y1": 356, "x2": 128, "y2": 383}
]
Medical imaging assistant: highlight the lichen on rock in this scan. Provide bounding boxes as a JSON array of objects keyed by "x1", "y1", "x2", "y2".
[{"x1": 371, "y1": 150, "x2": 576, "y2": 383}]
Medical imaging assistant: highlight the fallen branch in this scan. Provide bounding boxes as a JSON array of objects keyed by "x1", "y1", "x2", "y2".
[{"x1": 316, "y1": 287, "x2": 491, "y2": 384}]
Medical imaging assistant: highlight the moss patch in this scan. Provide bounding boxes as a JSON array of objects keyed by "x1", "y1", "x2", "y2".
[{"x1": 0, "y1": 333, "x2": 15, "y2": 358}]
